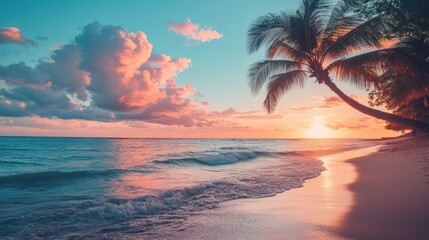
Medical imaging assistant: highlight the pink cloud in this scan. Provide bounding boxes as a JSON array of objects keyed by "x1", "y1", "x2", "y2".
[
  {"x1": 0, "y1": 116, "x2": 129, "y2": 130},
  {"x1": 168, "y1": 19, "x2": 199, "y2": 35},
  {"x1": 0, "y1": 22, "x2": 213, "y2": 127},
  {"x1": 0, "y1": 27, "x2": 34, "y2": 45},
  {"x1": 315, "y1": 96, "x2": 346, "y2": 108},
  {"x1": 290, "y1": 95, "x2": 367, "y2": 112},
  {"x1": 22, "y1": 81, "x2": 53, "y2": 90},
  {"x1": 324, "y1": 120, "x2": 369, "y2": 130},
  {"x1": 210, "y1": 108, "x2": 284, "y2": 120},
  {"x1": 0, "y1": 23, "x2": 258, "y2": 129},
  {"x1": 168, "y1": 19, "x2": 223, "y2": 43}
]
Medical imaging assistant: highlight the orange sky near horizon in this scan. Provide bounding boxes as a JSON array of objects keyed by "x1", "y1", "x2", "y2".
[
  {"x1": 0, "y1": 92, "x2": 403, "y2": 139},
  {"x1": 0, "y1": 1, "x2": 407, "y2": 139}
]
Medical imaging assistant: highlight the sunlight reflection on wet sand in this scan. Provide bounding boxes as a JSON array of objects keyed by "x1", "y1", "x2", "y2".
[
  {"x1": 179, "y1": 145, "x2": 382, "y2": 240},
  {"x1": 318, "y1": 145, "x2": 381, "y2": 227}
]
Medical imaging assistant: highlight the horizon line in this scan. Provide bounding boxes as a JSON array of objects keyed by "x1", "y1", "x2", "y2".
[{"x1": 0, "y1": 135, "x2": 398, "y2": 140}]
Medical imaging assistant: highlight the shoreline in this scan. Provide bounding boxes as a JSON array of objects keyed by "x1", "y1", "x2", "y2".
[
  {"x1": 175, "y1": 143, "x2": 384, "y2": 239},
  {"x1": 172, "y1": 135, "x2": 429, "y2": 239},
  {"x1": 340, "y1": 134, "x2": 429, "y2": 239}
]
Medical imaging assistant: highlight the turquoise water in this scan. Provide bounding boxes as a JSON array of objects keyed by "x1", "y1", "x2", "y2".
[{"x1": 0, "y1": 137, "x2": 376, "y2": 239}]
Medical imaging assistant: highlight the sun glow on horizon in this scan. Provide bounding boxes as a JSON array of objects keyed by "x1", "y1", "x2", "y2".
[{"x1": 305, "y1": 116, "x2": 334, "y2": 138}]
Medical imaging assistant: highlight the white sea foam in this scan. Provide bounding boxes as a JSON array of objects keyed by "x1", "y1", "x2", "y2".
[
  {"x1": 156, "y1": 151, "x2": 269, "y2": 166},
  {"x1": 0, "y1": 137, "x2": 371, "y2": 239},
  {"x1": 1, "y1": 153, "x2": 324, "y2": 239}
]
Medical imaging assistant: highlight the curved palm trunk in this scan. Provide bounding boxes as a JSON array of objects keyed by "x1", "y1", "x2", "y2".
[{"x1": 323, "y1": 77, "x2": 429, "y2": 131}]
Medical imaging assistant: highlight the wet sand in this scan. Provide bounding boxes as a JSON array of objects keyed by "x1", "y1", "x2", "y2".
[{"x1": 176, "y1": 135, "x2": 429, "y2": 239}]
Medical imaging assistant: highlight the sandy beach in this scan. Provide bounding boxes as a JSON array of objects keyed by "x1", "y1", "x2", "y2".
[
  {"x1": 176, "y1": 135, "x2": 429, "y2": 240},
  {"x1": 341, "y1": 135, "x2": 429, "y2": 239},
  {"x1": 2, "y1": 0, "x2": 429, "y2": 239}
]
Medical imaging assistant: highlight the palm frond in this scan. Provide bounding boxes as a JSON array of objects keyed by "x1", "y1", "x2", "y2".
[
  {"x1": 381, "y1": 73, "x2": 426, "y2": 109},
  {"x1": 248, "y1": 60, "x2": 301, "y2": 95},
  {"x1": 263, "y1": 70, "x2": 307, "y2": 113},
  {"x1": 247, "y1": 12, "x2": 292, "y2": 54},
  {"x1": 327, "y1": 48, "x2": 428, "y2": 86},
  {"x1": 324, "y1": 0, "x2": 351, "y2": 33},
  {"x1": 323, "y1": 17, "x2": 385, "y2": 60},
  {"x1": 329, "y1": 64, "x2": 382, "y2": 89},
  {"x1": 268, "y1": 40, "x2": 309, "y2": 61},
  {"x1": 297, "y1": 0, "x2": 332, "y2": 51},
  {"x1": 397, "y1": 36, "x2": 429, "y2": 62},
  {"x1": 322, "y1": 1, "x2": 363, "y2": 49},
  {"x1": 394, "y1": 96, "x2": 429, "y2": 122},
  {"x1": 287, "y1": 15, "x2": 309, "y2": 52},
  {"x1": 298, "y1": 0, "x2": 331, "y2": 26}
]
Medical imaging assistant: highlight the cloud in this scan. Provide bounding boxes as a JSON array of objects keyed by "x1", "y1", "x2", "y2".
[
  {"x1": 210, "y1": 107, "x2": 284, "y2": 120},
  {"x1": 168, "y1": 19, "x2": 223, "y2": 43},
  {"x1": 0, "y1": 22, "x2": 210, "y2": 126},
  {"x1": 324, "y1": 120, "x2": 369, "y2": 130},
  {"x1": 290, "y1": 95, "x2": 365, "y2": 112},
  {"x1": 0, "y1": 27, "x2": 34, "y2": 45},
  {"x1": 319, "y1": 96, "x2": 344, "y2": 108},
  {"x1": 289, "y1": 96, "x2": 342, "y2": 112}
]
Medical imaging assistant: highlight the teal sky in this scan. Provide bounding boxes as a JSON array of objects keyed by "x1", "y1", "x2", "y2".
[
  {"x1": 1, "y1": 0, "x2": 308, "y2": 111},
  {"x1": 0, "y1": 0, "x2": 396, "y2": 138}
]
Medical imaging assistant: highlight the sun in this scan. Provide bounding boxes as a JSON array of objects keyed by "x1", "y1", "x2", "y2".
[{"x1": 305, "y1": 116, "x2": 334, "y2": 138}]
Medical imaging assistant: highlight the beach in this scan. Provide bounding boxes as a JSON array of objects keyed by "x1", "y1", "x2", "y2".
[
  {"x1": 0, "y1": 138, "x2": 357, "y2": 239},
  {"x1": 2, "y1": 0, "x2": 429, "y2": 239},
  {"x1": 1, "y1": 136, "x2": 428, "y2": 239},
  {"x1": 341, "y1": 135, "x2": 429, "y2": 239},
  {"x1": 176, "y1": 134, "x2": 429, "y2": 240}
]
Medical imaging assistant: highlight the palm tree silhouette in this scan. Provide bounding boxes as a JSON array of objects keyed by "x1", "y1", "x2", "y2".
[{"x1": 248, "y1": 0, "x2": 429, "y2": 130}]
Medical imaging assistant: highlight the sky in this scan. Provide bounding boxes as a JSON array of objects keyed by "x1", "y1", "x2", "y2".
[{"x1": 0, "y1": 0, "x2": 402, "y2": 138}]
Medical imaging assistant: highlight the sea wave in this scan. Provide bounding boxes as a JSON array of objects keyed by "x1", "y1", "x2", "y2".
[
  {"x1": 219, "y1": 146, "x2": 251, "y2": 150},
  {"x1": 0, "y1": 160, "x2": 43, "y2": 166},
  {"x1": 154, "y1": 149, "x2": 327, "y2": 166},
  {"x1": 0, "y1": 154, "x2": 324, "y2": 239},
  {"x1": 155, "y1": 151, "x2": 270, "y2": 166},
  {"x1": 0, "y1": 169, "x2": 146, "y2": 188}
]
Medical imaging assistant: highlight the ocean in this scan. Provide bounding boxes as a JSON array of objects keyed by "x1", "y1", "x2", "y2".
[{"x1": 0, "y1": 137, "x2": 377, "y2": 239}]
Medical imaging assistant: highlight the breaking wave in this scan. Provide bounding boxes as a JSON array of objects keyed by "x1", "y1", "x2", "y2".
[
  {"x1": 0, "y1": 154, "x2": 324, "y2": 239},
  {"x1": 0, "y1": 169, "x2": 147, "y2": 188},
  {"x1": 155, "y1": 151, "x2": 270, "y2": 166}
]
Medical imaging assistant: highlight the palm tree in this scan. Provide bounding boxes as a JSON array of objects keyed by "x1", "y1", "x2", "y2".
[
  {"x1": 364, "y1": 0, "x2": 429, "y2": 130},
  {"x1": 247, "y1": 0, "x2": 429, "y2": 130}
]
